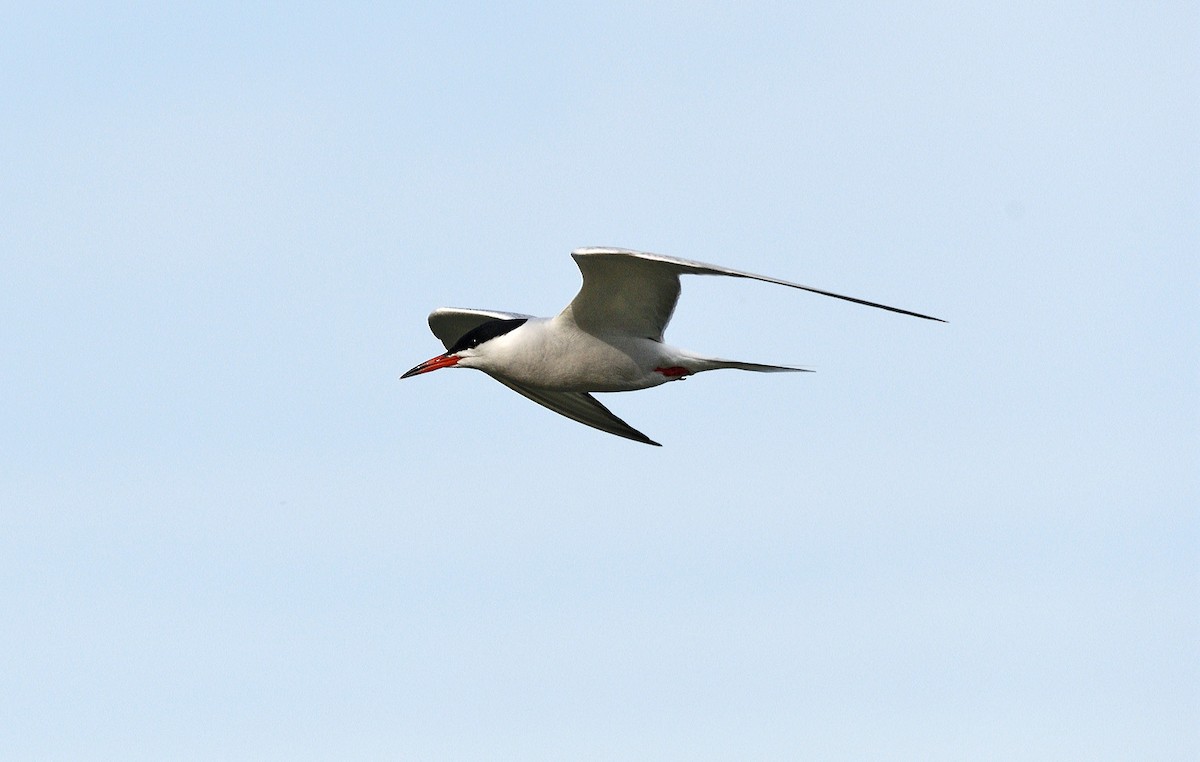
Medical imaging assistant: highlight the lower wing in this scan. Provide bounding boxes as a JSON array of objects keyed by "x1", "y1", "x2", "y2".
[{"x1": 491, "y1": 377, "x2": 661, "y2": 447}]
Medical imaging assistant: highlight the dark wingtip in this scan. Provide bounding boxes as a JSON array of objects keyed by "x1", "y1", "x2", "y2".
[
  {"x1": 629, "y1": 432, "x2": 662, "y2": 446},
  {"x1": 890, "y1": 306, "x2": 947, "y2": 322}
]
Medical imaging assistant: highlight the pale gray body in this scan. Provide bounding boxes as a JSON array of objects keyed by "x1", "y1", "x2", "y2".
[
  {"x1": 462, "y1": 316, "x2": 784, "y2": 393},
  {"x1": 404, "y1": 247, "x2": 943, "y2": 445}
]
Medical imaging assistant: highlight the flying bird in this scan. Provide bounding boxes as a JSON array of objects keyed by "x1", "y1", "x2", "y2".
[{"x1": 402, "y1": 247, "x2": 943, "y2": 446}]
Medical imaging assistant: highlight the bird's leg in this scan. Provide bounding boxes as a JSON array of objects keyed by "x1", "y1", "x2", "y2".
[{"x1": 654, "y1": 366, "x2": 691, "y2": 379}]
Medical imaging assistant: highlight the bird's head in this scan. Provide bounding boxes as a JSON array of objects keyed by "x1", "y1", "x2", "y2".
[{"x1": 401, "y1": 317, "x2": 528, "y2": 379}]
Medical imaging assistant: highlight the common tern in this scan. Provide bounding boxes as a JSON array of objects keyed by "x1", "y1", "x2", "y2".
[{"x1": 402, "y1": 247, "x2": 943, "y2": 446}]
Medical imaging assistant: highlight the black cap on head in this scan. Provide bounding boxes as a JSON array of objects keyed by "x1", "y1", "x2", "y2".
[{"x1": 447, "y1": 318, "x2": 528, "y2": 354}]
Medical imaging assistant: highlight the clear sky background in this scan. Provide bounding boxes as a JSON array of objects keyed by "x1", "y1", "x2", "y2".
[{"x1": 3, "y1": 3, "x2": 1197, "y2": 759}]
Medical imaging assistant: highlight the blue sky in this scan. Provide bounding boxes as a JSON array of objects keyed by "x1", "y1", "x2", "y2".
[{"x1": 3, "y1": 2, "x2": 1197, "y2": 759}]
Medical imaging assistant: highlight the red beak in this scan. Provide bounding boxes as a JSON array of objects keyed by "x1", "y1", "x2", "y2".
[{"x1": 401, "y1": 353, "x2": 460, "y2": 379}]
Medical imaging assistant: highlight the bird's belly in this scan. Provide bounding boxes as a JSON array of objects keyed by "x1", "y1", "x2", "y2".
[{"x1": 499, "y1": 334, "x2": 664, "y2": 392}]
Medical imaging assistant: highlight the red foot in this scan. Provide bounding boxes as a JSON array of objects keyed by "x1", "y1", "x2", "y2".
[{"x1": 654, "y1": 366, "x2": 691, "y2": 378}]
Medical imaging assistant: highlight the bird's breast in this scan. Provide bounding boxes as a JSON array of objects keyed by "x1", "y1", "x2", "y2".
[{"x1": 489, "y1": 324, "x2": 666, "y2": 392}]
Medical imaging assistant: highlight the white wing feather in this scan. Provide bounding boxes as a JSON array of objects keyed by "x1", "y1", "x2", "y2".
[{"x1": 559, "y1": 247, "x2": 943, "y2": 340}]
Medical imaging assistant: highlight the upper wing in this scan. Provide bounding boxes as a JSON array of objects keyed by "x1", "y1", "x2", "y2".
[
  {"x1": 491, "y1": 378, "x2": 661, "y2": 446},
  {"x1": 427, "y1": 307, "x2": 535, "y2": 350},
  {"x1": 557, "y1": 250, "x2": 685, "y2": 341},
  {"x1": 558, "y1": 248, "x2": 945, "y2": 340}
]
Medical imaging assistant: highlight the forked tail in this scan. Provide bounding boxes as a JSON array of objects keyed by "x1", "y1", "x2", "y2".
[{"x1": 690, "y1": 355, "x2": 813, "y2": 374}]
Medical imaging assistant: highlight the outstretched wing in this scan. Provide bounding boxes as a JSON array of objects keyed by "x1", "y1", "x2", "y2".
[
  {"x1": 427, "y1": 307, "x2": 534, "y2": 350},
  {"x1": 557, "y1": 250, "x2": 684, "y2": 341},
  {"x1": 558, "y1": 247, "x2": 944, "y2": 341},
  {"x1": 492, "y1": 378, "x2": 661, "y2": 446}
]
